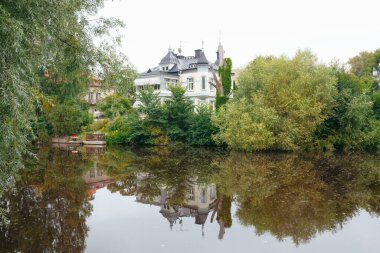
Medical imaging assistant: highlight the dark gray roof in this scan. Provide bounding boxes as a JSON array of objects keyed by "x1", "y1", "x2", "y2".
[
  {"x1": 214, "y1": 58, "x2": 221, "y2": 66},
  {"x1": 168, "y1": 64, "x2": 179, "y2": 72},
  {"x1": 140, "y1": 49, "x2": 214, "y2": 77},
  {"x1": 197, "y1": 51, "x2": 209, "y2": 65},
  {"x1": 178, "y1": 57, "x2": 198, "y2": 70},
  {"x1": 138, "y1": 66, "x2": 178, "y2": 78},
  {"x1": 159, "y1": 50, "x2": 179, "y2": 65}
]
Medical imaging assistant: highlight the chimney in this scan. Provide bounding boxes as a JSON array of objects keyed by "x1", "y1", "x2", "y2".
[{"x1": 195, "y1": 49, "x2": 202, "y2": 58}]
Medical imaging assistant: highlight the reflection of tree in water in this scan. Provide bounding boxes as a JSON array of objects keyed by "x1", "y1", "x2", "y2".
[
  {"x1": 214, "y1": 152, "x2": 380, "y2": 245},
  {"x1": 103, "y1": 146, "x2": 222, "y2": 205},
  {"x1": 0, "y1": 148, "x2": 93, "y2": 253},
  {"x1": 102, "y1": 146, "x2": 224, "y2": 235},
  {"x1": 4, "y1": 145, "x2": 378, "y2": 249},
  {"x1": 210, "y1": 192, "x2": 232, "y2": 240}
]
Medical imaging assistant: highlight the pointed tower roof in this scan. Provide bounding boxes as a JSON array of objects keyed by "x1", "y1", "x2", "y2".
[
  {"x1": 159, "y1": 49, "x2": 179, "y2": 65},
  {"x1": 214, "y1": 42, "x2": 225, "y2": 67},
  {"x1": 197, "y1": 50, "x2": 209, "y2": 65}
]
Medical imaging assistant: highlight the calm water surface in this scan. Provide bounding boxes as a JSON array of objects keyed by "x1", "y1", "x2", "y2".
[{"x1": 1, "y1": 145, "x2": 380, "y2": 253}]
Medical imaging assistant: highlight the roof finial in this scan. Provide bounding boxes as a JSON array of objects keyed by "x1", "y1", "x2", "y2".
[
  {"x1": 201, "y1": 40, "x2": 204, "y2": 50},
  {"x1": 219, "y1": 31, "x2": 222, "y2": 45},
  {"x1": 178, "y1": 41, "x2": 182, "y2": 54},
  {"x1": 168, "y1": 44, "x2": 172, "y2": 51}
]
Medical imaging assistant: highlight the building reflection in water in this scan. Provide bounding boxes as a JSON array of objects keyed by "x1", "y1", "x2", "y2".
[
  {"x1": 135, "y1": 172, "x2": 217, "y2": 235},
  {"x1": 2, "y1": 145, "x2": 380, "y2": 252},
  {"x1": 83, "y1": 167, "x2": 114, "y2": 197}
]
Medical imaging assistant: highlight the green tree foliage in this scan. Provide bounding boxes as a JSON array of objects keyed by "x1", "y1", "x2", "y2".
[
  {"x1": 50, "y1": 100, "x2": 92, "y2": 136},
  {"x1": 104, "y1": 86, "x2": 219, "y2": 147},
  {"x1": 106, "y1": 114, "x2": 150, "y2": 145},
  {"x1": 97, "y1": 94, "x2": 131, "y2": 118},
  {"x1": 187, "y1": 105, "x2": 218, "y2": 146},
  {"x1": 0, "y1": 0, "x2": 133, "y2": 170},
  {"x1": 315, "y1": 70, "x2": 380, "y2": 150},
  {"x1": 218, "y1": 58, "x2": 233, "y2": 95},
  {"x1": 96, "y1": 46, "x2": 137, "y2": 99},
  {"x1": 213, "y1": 50, "x2": 337, "y2": 151},
  {"x1": 373, "y1": 91, "x2": 380, "y2": 119},
  {"x1": 138, "y1": 87, "x2": 167, "y2": 128},
  {"x1": 165, "y1": 85, "x2": 194, "y2": 142},
  {"x1": 215, "y1": 58, "x2": 233, "y2": 109},
  {"x1": 348, "y1": 49, "x2": 380, "y2": 77},
  {"x1": 138, "y1": 87, "x2": 168, "y2": 145}
]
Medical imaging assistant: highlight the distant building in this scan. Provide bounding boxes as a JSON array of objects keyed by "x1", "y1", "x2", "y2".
[
  {"x1": 134, "y1": 43, "x2": 229, "y2": 108},
  {"x1": 84, "y1": 168, "x2": 114, "y2": 197},
  {"x1": 84, "y1": 76, "x2": 115, "y2": 118}
]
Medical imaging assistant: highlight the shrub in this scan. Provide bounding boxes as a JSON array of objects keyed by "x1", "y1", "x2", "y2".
[
  {"x1": 187, "y1": 105, "x2": 218, "y2": 146},
  {"x1": 97, "y1": 94, "x2": 131, "y2": 118}
]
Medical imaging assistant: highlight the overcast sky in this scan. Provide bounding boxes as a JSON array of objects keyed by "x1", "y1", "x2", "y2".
[{"x1": 98, "y1": 0, "x2": 380, "y2": 72}]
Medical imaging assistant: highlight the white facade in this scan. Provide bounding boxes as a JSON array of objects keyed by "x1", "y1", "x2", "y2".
[{"x1": 134, "y1": 44, "x2": 226, "y2": 108}]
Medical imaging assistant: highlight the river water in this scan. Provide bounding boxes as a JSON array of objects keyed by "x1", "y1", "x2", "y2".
[{"x1": 1, "y1": 145, "x2": 380, "y2": 253}]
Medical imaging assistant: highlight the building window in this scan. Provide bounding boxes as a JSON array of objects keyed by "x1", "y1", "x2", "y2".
[
  {"x1": 187, "y1": 78, "x2": 194, "y2": 91},
  {"x1": 90, "y1": 169, "x2": 95, "y2": 178},
  {"x1": 201, "y1": 188, "x2": 207, "y2": 203},
  {"x1": 89, "y1": 92, "x2": 94, "y2": 101},
  {"x1": 164, "y1": 78, "x2": 170, "y2": 87},
  {"x1": 96, "y1": 93, "x2": 101, "y2": 101},
  {"x1": 154, "y1": 84, "x2": 160, "y2": 90},
  {"x1": 187, "y1": 187, "x2": 195, "y2": 200},
  {"x1": 189, "y1": 63, "x2": 197, "y2": 68},
  {"x1": 202, "y1": 76, "x2": 206, "y2": 90}
]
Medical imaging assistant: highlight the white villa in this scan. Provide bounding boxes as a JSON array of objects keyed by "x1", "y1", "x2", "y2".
[{"x1": 133, "y1": 43, "x2": 227, "y2": 108}]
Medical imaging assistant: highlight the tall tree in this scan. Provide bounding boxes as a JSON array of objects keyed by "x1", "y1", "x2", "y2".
[
  {"x1": 0, "y1": 0, "x2": 131, "y2": 170},
  {"x1": 348, "y1": 49, "x2": 380, "y2": 77},
  {"x1": 165, "y1": 85, "x2": 194, "y2": 142},
  {"x1": 213, "y1": 50, "x2": 337, "y2": 151},
  {"x1": 315, "y1": 69, "x2": 380, "y2": 150}
]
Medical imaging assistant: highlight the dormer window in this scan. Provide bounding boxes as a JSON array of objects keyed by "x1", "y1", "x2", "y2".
[{"x1": 189, "y1": 63, "x2": 197, "y2": 68}]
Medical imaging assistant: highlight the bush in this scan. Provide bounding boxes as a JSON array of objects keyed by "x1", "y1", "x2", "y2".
[
  {"x1": 83, "y1": 118, "x2": 110, "y2": 133},
  {"x1": 106, "y1": 114, "x2": 151, "y2": 145},
  {"x1": 187, "y1": 105, "x2": 218, "y2": 146},
  {"x1": 97, "y1": 94, "x2": 131, "y2": 118},
  {"x1": 314, "y1": 71, "x2": 380, "y2": 151},
  {"x1": 50, "y1": 100, "x2": 92, "y2": 136}
]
